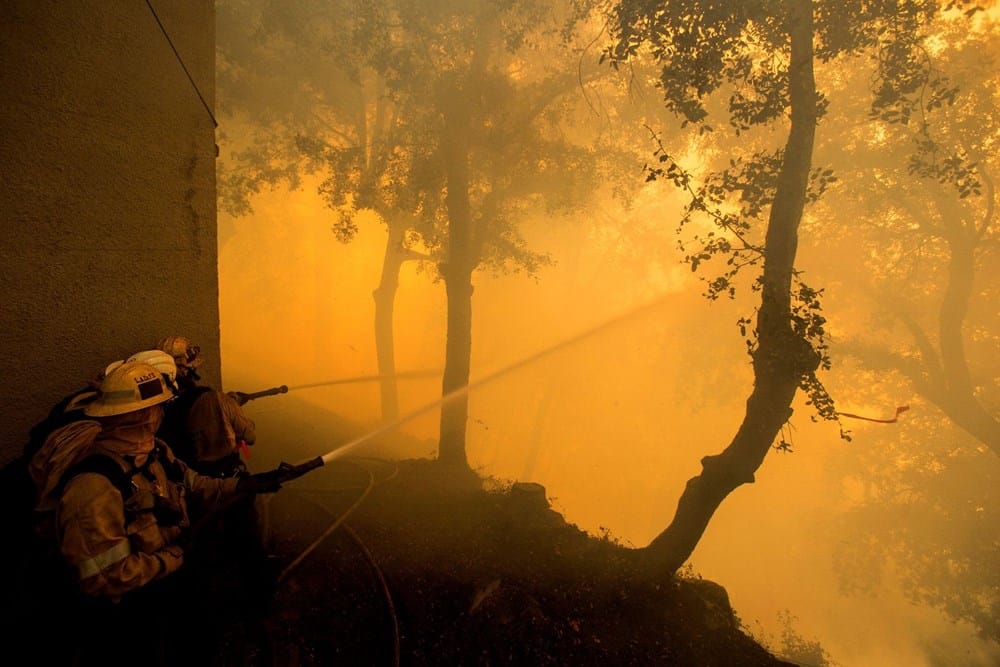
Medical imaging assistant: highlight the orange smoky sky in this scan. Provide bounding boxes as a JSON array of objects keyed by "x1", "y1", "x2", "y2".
[{"x1": 218, "y1": 173, "x2": 999, "y2": 666}]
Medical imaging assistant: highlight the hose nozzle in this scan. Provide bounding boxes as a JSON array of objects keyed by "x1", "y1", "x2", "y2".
[{"x1": 230, "y1": 385, "x2": 289, "y2": 405}]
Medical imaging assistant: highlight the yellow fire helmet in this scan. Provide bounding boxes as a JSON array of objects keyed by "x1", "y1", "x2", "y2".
[
  {"x1": 83, "y1": 361, "x2": 175, "y2": 418},
  {"x1": 157, "y1": 335, "x2": 203, "y2": 370}
]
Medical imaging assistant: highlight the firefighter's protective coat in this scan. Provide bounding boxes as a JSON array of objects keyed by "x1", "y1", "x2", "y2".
[
  {"x1": 56, "y1": 413, "x2": 239, "y2": 601},
  {"x1": 186, "y1": 389, "x2": 256, "y2": 463}
]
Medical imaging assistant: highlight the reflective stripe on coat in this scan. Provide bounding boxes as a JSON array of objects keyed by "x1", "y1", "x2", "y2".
[{"x1": 56, "y1": 440, "x2": 239, "y2": 601}]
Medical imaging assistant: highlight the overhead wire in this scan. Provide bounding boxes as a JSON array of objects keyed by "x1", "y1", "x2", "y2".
[{"x1": 144, "y1": 0, "x2": 218, "y2": 128}]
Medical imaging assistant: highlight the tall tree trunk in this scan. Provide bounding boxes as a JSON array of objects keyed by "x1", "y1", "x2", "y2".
[
  {"x1": 644, "y1": 0, "x2": 820, "y2": 574},
  {"x1": 372, "y1": 220, "x2": 407, "y2": 422},
  {"x1": 438, "y1": 90, "x2": 475, "y2": 469},
  {"x1": 439, "y1": 265, "x2": 474, "y2": 467},
  {"x1": 933, "y1": 233, "x2": 1000, "y2": 453}
]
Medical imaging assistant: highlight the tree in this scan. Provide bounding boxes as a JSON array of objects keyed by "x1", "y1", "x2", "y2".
[
  {"x1": 217, "y1": 0, "x2": 444, "y2": 422},
  {"x1": 815, "y1": 10, "x2": 999, "y2": 455},
  {"x1": 801, "y1": 9, "x2": 999, "y2": 639},
  {"x1": 218, "y1": 0, "x2": 648, "y2": 462},
  {"x1": 603, "y1": 0, "x2": 978, "y2": 574}
]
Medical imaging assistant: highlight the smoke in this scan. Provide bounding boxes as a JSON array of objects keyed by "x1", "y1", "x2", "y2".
[{"x1": 218, "y1": 177, "x2": 1000, "y2": 666}]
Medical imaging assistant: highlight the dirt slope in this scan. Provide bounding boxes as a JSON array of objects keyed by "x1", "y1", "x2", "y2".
[{"x1": 217, "y1": 458, "x2": 796, "y2": 666}]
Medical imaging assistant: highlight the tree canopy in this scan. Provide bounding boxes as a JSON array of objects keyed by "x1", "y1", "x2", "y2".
[
  {"x1": 603, "y1": 0, "x2": 988, "y2": 574},
  {"x1": 217, "y1": 0, "x2": 660, "y2": 456}
]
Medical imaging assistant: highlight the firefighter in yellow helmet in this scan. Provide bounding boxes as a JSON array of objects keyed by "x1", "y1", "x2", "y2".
[
  {"x1": 156, "y1": 335, "x2": 278, "y2": 612},
  {"x1": 53, "y1": 360, "x2": 283, "y2": 665},
  {"x1": 156, "y1": 335, "x2": 256, "y2": 475}
]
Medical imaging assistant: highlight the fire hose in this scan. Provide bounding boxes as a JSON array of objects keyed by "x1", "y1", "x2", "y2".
[
  {"x1": 234, "y1": 295, "x2": 677, "y2": 490},
  {"x1": 228, "y1": 370, "x2": 441, "y2": 406},
  {"x1": 229, "y1": 385, "x2": 288, "y2": 405}
]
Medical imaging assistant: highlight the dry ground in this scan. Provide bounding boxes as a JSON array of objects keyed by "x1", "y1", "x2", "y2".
[{"x1": 210, "y1": 457, "x2": 796, "y2": 666}]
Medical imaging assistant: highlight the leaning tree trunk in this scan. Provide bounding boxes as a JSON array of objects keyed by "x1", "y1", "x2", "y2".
[
  {"x1": 644, "y1": 0, "x2": 821, "y2": 574},
  {"x1": 437, "y1": 92, "x2": 475, "y2": 469}
]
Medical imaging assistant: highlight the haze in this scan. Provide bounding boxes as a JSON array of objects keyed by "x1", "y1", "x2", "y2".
[{"x1": 215, "y1": 3, "x2": 999, "y2": 665}]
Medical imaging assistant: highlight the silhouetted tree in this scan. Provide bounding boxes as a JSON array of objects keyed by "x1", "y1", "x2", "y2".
[
  {"x1": 604, "y1": 0, "x2": 983, "y2": 574},
  {"x1": 217, "y1": 0, "x2": 648, "y2": 463},
  {"x1": 217, "y1": 0, "x2": 445, "y2": 422}
]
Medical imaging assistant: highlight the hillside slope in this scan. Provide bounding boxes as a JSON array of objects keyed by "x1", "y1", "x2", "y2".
[{"x1": 218, "y1": 458, "x2": 796, "y2": 666}]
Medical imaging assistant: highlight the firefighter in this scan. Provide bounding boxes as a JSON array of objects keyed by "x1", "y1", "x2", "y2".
[
  {"x1": 52, "y1": 360, "x2": 283, "y2": 665},
  {"x1": 155, "y1": 335, "x2": 255, "y2": 476},
  {"x1": 156, "y1": 335, "x2": 277, "y2": 610}
]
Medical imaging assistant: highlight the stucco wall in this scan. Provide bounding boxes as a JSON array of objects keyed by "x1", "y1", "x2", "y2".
[{"x1": 0, "y1": 1, "x2": 219, "y2": 465}]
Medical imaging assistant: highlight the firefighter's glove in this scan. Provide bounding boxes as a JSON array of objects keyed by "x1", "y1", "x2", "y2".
[
  {"x1": 228, "y1": 391, "x2": 251, "y2": 406},
  {"x1": 236, "y1": 469, "x2": 284, "y2": 495}
]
